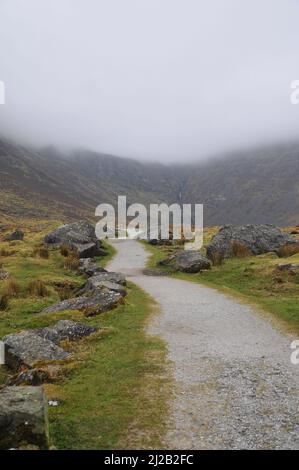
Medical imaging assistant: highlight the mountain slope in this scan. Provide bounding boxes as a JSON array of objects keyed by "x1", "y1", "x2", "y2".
[
  {"x1": 182, "y1": 143, "x2": 299, "y2": 225},
  {"x1": 0, "y1": 138, "x2": 298, "y2": 225}
]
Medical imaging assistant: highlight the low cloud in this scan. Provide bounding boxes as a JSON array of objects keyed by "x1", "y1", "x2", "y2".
[{"x1": 0, "y1": 0, "x2": 299, "y2": 161}]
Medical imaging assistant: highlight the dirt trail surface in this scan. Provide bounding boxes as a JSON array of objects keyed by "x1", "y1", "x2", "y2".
[{"x1": 108, "y1": 239, "x2": 299, "y2": 449}]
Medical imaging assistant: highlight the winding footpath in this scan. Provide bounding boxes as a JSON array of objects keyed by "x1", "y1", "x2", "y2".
[{"x1": 108, "y1": 239, "x2": 299, "y2": 450}]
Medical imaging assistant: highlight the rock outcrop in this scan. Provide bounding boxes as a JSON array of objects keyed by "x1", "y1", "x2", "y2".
[
  {"x1": 3, "y1": 331, "x2": 70, "y2": 370},
  {"x1": 0, "y1": 386, "x2": 49, "y2": 449},
  {"x1": 91, "y1": 280, "x2": 127, "y2": 296},
  {"x1": 35, "y1": 320, "x2": 97, "y2": 345},
  {"x1": 41, "y1": 290, "x2": 122, "y2": 317},
  {"x1": 44, "y1": 220, "x2": 103, "y2": 258},
  {"x1": 206, "y1": 224, "x2": 297, "y2": 259},
  {"x1": 78, "y1": 257, "x2": 107, "y2": 277},
  {"x1": 83, "y1": 272, "x2": 126, "y2": 293},
  {"x1": 159, "y1": 250, "x2": 211, "y2": 273}
]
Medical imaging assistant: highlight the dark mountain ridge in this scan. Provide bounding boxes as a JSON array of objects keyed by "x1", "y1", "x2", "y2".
[{"x1": 0, "y1": 137, "x2": 298, "y2": 226}]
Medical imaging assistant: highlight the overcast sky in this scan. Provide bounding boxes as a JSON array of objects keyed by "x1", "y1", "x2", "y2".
[{"x1": 0, "y1": 0, "x2": 299, "y2": 161}]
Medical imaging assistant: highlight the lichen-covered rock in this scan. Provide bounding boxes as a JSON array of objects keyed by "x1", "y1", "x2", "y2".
[
  {"x1": 35, "y1": 320, "x2": 97, "y2": 345},
  {"x1": 93, "y1": 280, "x2": 127, "y2": 296},
  {"x1": 159, "y1": 250, "x2": 211, "y2": 273},
  {"x1": 44, "y1": 220, "x2": 102, "y2": 258},
  {"x1": 78, "y1": 258, "x2": 107, "y2": 277},
  {"x1": 40, "y1": 291, "x2": 122, "y2": 317},
  {"x1": 83, "y1": 272, "x2": 126, "y2": 293},
  {"x1": 3, "y1": 331, "x2": 70, "y2": 370},
  {"x1": 206, "y1": 224, "x2": 297, "y2": 259},
  {"x1": 0, "y1": 386, "x2": 49, "y2": 449}
]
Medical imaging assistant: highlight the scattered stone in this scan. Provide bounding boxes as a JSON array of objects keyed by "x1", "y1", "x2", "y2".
[
  {"x1": 44, "y1": 220, "x2": 102, "y2": 258},
  {"x1": 78, "y1": 257, "x2": 107, "y2": 277},
  {"x1": 143, "y1": 268, "x2": 170, "y2": 276},
  {"x1": 35, "y1": 320, "x2": 98, "y2": 345},
  {"x1": 206, "y1": 224, "x2": 297, "y2": 259},
  {"x1": 0, "y1": 386, "x2": 49, "y2": 449},
  {"x1": 3, "y1": 331, "x2": 70, "y2": 370},
  {"x1": 4, "y1": 230, "x2": 24, "y2": 242},
  {"x1": 40, "y1": 291, "x2": 122, "y2": 317},
  {"x1": 159, "y1": 250, "x2": 211, "y2": 273}
]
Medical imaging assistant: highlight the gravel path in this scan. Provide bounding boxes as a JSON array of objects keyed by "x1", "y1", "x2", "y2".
[{"x1": 108, "y1": 239, "x2": 299, "y2": 450}]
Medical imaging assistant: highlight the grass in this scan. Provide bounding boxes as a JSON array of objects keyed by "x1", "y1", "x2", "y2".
[
  {"x1": 142, "y1": 231, "x2": 299, "y2": 335},
  {"x1": 48, "y1": 283, "x2": 170, "y2": 450},
  {"x1": 0, "y1": 218, "x2": 170, "y2": 449}
]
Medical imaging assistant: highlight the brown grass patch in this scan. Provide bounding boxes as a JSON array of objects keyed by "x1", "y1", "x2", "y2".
[
  {"x1": 0, "y1": 294, "x2": 9, "y2": 311},
  {"x1": 28, "y1": 279, "x2": 49, "y2": 297},
  {"x1": 32, "y1": 247, "x2": 50, "y2": 259},
  {"x1": 210, "y1": 251, "x2": 224, "y2": 266},
  {"x1": 231, "y1": 240, "x2": 251, "y2": 258},
  {"x1": 3, "y1": 278, "x2": 20, "y2": 298},
  {"x1": 60, "y1": 244, "x2": 70, "y2": 257},
  {"x1": 64, "y1": 254, "x2": 80, "y2": 271},
  {"x1": 277, "y1": 243, "x2": 299, "y2": 258}
]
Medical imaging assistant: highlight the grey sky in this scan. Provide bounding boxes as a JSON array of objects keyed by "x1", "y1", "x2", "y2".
[{"x1": 0, "y1": 0, "x2": 299, "y2": 161}]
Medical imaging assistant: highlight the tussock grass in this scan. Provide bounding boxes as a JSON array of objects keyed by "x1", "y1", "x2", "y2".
[
  {"x1": 60, "y1": 244, "x2": 70, "y2": 257},
  {"x1": 28, "y1": 279, "x2": 49, "y2": 297},
  {"x1": 277, "y1": 243, "x2": 299, "y2": 258},
  {"x1": 231, "y1": 240, "x2": 251, "y2": 258},
  {"x1": 209, "y1": 251, "x2": 224, "y2": 266},
  {"x1": 3, "y1": 278, "x2": 20, "y2": 298},
  {"x1": 32, "y1": 247, "x2": 49, "y2": 259},
  {"x1": 0, "y1": 294, "x2": 9, "y2": 311},
  {"x1": 63, "y1": 254, "x2": 80, "y2": 271}
]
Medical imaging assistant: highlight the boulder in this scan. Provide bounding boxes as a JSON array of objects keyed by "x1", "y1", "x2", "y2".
[
  {"x1": 44, "y1": 220, "x2": 102, "y2": 258},
  {"x1": 0, "y1": 386, "x2": 49, "y2": 449},
  {"x1": 4, "y1": 230, "x2": 24, "y2": 241},
  {"x1": 159, "y1": 250, "x2": 211, "y2": 273},
  {"x1": 206, "y1": 224, "x2": 297, "y2": 259},
  {"x1": 78, "y1": 258, "x2": 107, "y2": 277},
  {"x1": 83, "y1": 272, "x2": 126, "y2": 293},
  {"x1": 40, "y1": 290, "x2": 122, "y2": 317},
  {"x1": 35, "y1": 320, "x2": 97, "y2": 345},
  {"x1": 92, "y1": 280, "x2": 127, "y2": 296},
  {"x1": 3, "y1": 331, "x2": 70, "y2": 370}
]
